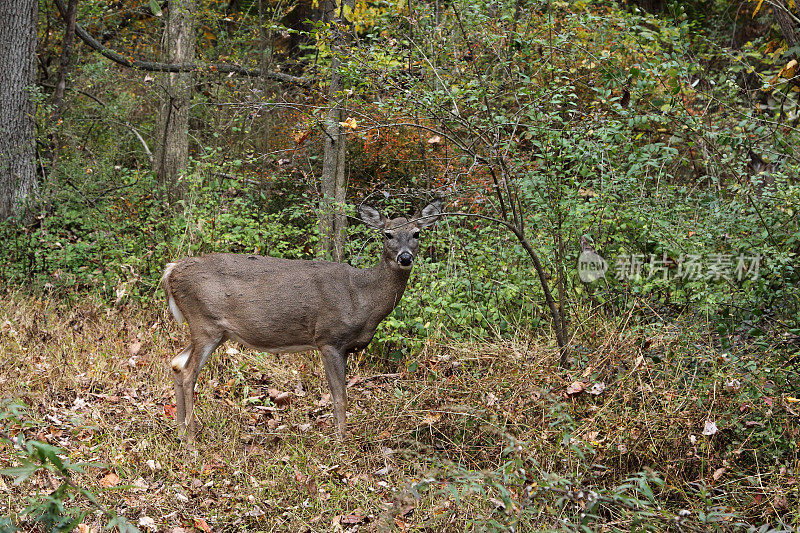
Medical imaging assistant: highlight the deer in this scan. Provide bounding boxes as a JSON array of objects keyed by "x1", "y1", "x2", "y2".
[{"x1": 162, "y1": 199, "x2": 443, "y2": 442}]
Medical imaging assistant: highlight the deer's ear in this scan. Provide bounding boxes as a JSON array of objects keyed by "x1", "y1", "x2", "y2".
[
  {"x1": 359, "y1": 204, "x2": 387, "y2": 229},
  {"x1": 416, "y1": 199, "x2": 443, "y2": 229}
]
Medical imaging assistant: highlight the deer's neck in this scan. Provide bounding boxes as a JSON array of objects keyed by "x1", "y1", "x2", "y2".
[{"x1": 363, "y1": 258, "x2": 411, "y2": 317}]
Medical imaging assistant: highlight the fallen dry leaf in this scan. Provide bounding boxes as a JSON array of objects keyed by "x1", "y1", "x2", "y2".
[
  {"x1": 100, "y1": 472, "x2": 120, "y2": 488},
  {"x1": 347, "y1": 375, "x2": 364, "y2": 387},
  {"x1": 127, "y1": 340, "x2": 142, "y2": 356},
  {"x1": 712, "y1": 467, "x2": 726, "y2": 481},
  {"x1": 272, "y1": 391, "x2": 291, "y2": 406},
  {"x1": 588, "y1": 382, "x2": 606, "y2": 395},
  {"x1": 724, "y1": 379, "x2": 741, "y2": 392},
  {"x1": 566, "y1": 381, "x2": 585, "y2": 396},
  {"x1": 422, "y1": 412, "x2": 441, "y2": 425},
  {"x1": 340, "y1": 511, "x2": 364, "y2": 524},
  {"x1": 485, "y1": 392, "x2": 498, "y2": 406},
  {"x1": 138, "y1": 516, "x2": 156, "y2": 531},
  {"x1": 702, "y1": 420, "x2": 718, "y2": 436},
  {"x1": 193, "y1": 517, "x2": 213, "y2": 533}
]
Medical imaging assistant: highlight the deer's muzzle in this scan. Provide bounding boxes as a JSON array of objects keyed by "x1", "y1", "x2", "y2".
[{"x1": 397, "y1": 252, "x2": 414, "y2": 267}]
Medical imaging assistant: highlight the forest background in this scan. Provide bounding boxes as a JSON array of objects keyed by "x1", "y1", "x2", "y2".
[{"x1": 0, "y1": 0, "x2": 798, "y2": 531}]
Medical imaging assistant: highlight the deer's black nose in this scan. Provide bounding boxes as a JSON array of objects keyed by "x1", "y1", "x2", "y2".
[{"x1": 397, "y1": 252, "x2": 414, "y2": 267}]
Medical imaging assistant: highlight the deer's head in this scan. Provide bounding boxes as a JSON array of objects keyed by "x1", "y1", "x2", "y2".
[{"x1": 359, "y1": 199, "x2": 443, "y2": 271}]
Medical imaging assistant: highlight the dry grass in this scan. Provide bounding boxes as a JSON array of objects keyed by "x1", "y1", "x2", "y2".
[{"x1": 0, "y1": 293, "x2": 797, "y2": 532}]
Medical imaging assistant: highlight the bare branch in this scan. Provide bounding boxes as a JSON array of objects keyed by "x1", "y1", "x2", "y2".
[{"x1": 53, "y1": 0, "x2": 309, "y2": 87}]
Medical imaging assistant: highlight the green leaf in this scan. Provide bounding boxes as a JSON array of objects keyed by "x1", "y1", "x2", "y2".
[
  {"x1": 0, "y1": 516, "x2": 18, "y2": 533},
  {"x1": 107, "y1": 515, "x2": 141, "y2": 533},
  {"x1": 0, "y1": 461, "x2": 39, "y2": 485},
  {"x1": 29, "y1": 441, "x2": 66, "y2": 470},
  {"x1": 149, "y1": 0, "x2": 162, "y2": 16},
  {"x1": 637, "y1": 477, "x2": 655, "y2": 502}
]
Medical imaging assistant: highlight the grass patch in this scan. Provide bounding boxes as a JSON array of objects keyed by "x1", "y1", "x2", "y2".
[{"x1": 1, "y1": 293, "x2": 797, "y2": 531}]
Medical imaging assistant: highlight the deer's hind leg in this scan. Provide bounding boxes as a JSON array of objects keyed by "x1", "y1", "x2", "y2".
[
  {"x1": 171, "y1": 345, "x2": 193, "y2": 437},
  {"x1": 178, "y1": 334, "x2": 223, "y2": 442}
]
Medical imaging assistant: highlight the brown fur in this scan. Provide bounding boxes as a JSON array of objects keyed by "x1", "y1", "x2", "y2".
[{"x1": 164, "y1": 200, "x2": 442, "y2": 441}]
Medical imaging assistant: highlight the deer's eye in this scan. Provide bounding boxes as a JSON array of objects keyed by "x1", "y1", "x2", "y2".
[
  {"x1": 412, "y1": 231, "x2": 420, "y2": 239},
  {"x1": 384, "y1": 232, "x2": 395, "y2": 240}
]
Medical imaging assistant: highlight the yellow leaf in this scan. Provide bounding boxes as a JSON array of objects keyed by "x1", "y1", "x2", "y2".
[
  {"x1": 339, "y1": 117, "x2": 358, "y2": 130},
  {"x1": 293, "y1": 130, "x2": 312, "y2": 145},
  {"x1": 422, "y1": 412, "x2": 441, "y2": 425},
  {"x1": 752, "y1": 0, "x2": 765, "y2": 17},
  {"x1": 779, "y1": 59, "x2": 798, "y2": 79},
  {"x1": 341, "y1": 2, "x2": 353, "y2": 22},
  {"x1": 786, "y1": 396, "x2": 800, "y2": 403}
]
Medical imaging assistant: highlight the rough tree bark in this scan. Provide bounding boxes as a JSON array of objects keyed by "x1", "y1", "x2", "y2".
[
  {"x1": 50, "y1": 0, "x2": 80, "y2": 167},
  {"x1": 773, "y1": 1, "x2": 798, "y2": 52},
  {"x1": 154, "y1": 0, "x2": 196, "y2": 200},
  {"x1": 53, "y1": 0, "x2": 79, "y2": 115},
  {"x1": 0, "y1": 0, "x2": 38, "y2": 220},
  {"x1": 319, "y1": 0, "x2": 354, "y2": 261}
]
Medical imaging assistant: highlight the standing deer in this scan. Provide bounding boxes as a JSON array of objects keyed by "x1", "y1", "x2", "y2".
[{"x1": 162, "y1": 199, "x2": 443, "y2": 441}]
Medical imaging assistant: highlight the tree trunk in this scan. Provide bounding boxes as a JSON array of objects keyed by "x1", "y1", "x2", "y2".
[
  {"x1": 318, "y1": 0, "x2": 354, "y2": 261},
  {"x1": 636, "y1": 0, "x2": 663, "y2": 14},
  {"x1": 53, "y1": 0, "x2": 79, "y2": 115},
  {"x1": 0, "y1": 0, "x2": 38, "y2": 220},
  {"x1": 774, "y1": 1, "x2": 798, "y2": 51},
  {"x1": 154, "y1": 0, "x2": 196, "y2": 201},
  {"x1": 50, "y1": 0, "x2": 79, "y2": 168}
]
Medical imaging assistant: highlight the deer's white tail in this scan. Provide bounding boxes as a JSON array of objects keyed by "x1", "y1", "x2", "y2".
[{"x1": 162, "y1": 262, "x2": 185, "y2": 324}]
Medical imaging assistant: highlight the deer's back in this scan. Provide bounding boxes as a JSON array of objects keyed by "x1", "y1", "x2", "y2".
[{"x1": 167, "y1": 253, "x2": 367, "y2": 351}]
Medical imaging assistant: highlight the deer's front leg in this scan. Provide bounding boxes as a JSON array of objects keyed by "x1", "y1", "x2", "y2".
[{"x1": 320, "y1": 346, "x2": 347, "y2": 438}]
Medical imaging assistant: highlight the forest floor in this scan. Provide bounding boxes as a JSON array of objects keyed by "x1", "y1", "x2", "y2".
[{"x1": 0, "y1": 294, "x2": 796, "y2": 532}]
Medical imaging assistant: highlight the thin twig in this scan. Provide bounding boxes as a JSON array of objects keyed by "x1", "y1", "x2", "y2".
[{"x1": 53, "y1": 0, "x2": 308, "y2": 87}]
